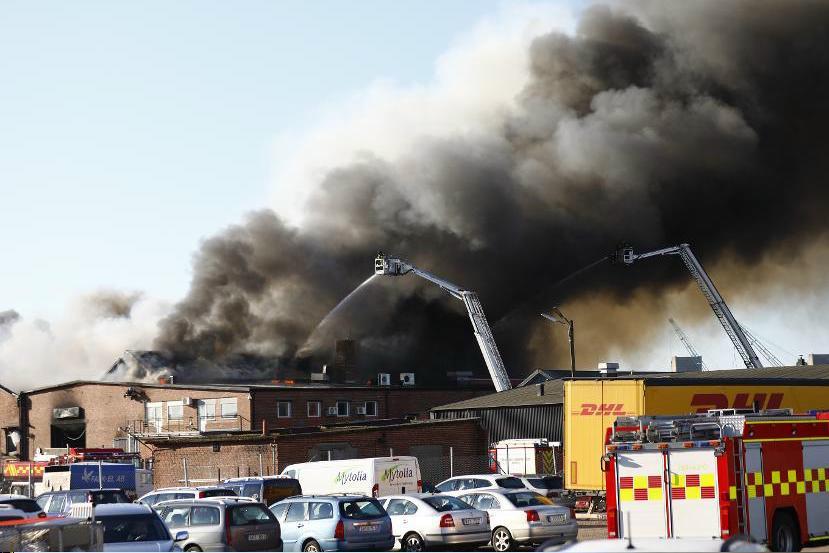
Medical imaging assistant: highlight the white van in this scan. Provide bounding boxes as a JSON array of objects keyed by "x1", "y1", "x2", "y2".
[{"x1": 280, "y1": 456, "x2": 422, "y2": 497}]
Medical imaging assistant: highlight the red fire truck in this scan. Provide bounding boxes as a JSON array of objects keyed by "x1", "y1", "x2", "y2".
[{"x1": 603, "y1": 409, "x2": 829, "y2": 552}]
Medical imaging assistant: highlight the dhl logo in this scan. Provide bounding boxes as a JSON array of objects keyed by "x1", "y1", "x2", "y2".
[
  {"x1": 573, "y1": 403, "x2": 629, "y2": 416},
  {"x1": 690, "y1": 393, "x2": 783, "y2": 413}
]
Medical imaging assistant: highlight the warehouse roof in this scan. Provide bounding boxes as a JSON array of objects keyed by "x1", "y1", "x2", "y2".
[
  {"x1": 619, "y1": 364, "x2": 829, "y2": 386},
  {"x1": 432, "y1": 365, "x2": 829, "y2": 412},
  {"x1": 431, "y1": 380, "x2": 564, "y2": 411}
]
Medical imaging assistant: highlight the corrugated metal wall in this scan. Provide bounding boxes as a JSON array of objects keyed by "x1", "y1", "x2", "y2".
[{"x1": 431, "y1": 405, "x2": 563, "y2": 443}]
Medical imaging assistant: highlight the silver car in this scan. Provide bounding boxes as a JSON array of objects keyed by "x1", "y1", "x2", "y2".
[
  {"x1": 94, "y1": 502, "x2": 189, "y2": 552},
  {"x1": 457, "y1": 490, "x2": 577, "y2": 551},
  {"x1": 158, "y1": 497, "x2": 282, "y2": 552},
  {"x1": 138, "y1": 486, "x2": 239, "y2": 509},
  {"x1": 434, "y1": 474, "x2": 527, "y2": 493},
  {"x1": 270, "y1": 494, "x2": 394, "y2": 552},
  {"x1": 380, "y1": 493, "x2": 490, "y2": 551}
]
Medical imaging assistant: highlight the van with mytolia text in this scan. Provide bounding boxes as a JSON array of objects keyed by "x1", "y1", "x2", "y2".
[{"x1": 280, "y1": 457, "x2": 422, "y2": 497}]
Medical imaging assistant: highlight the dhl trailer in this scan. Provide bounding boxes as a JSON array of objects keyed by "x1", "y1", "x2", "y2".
[
  {"x1": 603, "y1": 410, "x2": 829, "y2": 551},
  {"x1": 564, "y1": 371, "x2": 829, "y2": 492}
]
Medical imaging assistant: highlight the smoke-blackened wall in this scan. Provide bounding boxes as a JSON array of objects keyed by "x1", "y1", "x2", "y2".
[{"x1": 154, "y1": 1, "x2": 829, "y2": 381}]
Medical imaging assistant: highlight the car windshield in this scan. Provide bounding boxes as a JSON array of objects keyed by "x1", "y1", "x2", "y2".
[
  {"x1": 423, "y1": 496, "x2": 472, "y2": 512},
  {"x1": 202, "y1": 488, "x2": 236, "y2": 498},
  {"x1": 0, "y1": 499, "x2": 41, "y2": 513},
  {"x1": 340, "y1": 499, "x2": 385, "y2": 519},
  {"x1": 90, "y1": 490, "x2": 131, "y2": 504},
  {"x1": 229, "y1": 504, "x2": 277, "y2": 526},
  {"x1": 97, "y1": 514, "x2": 170, "y2": 543},
  {"x1": 527, "y1": 476, "x2": 563, "y2": 489},
  {"x1": 495, "y1": 477, "x2": 525, "y2": 489},
  {"x1": 504, "y1": 492, "x2": 554, "y2": 507}
]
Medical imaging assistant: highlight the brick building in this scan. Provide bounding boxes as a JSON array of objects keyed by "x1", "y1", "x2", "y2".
[
  {"x1": 145, "y1": 417, "x2": 488, "y2": 488},
  {"x1": 12, "y1": 380, "x2": 488, "y2": 461},
  {"x1": 0, "y1": 385, "x2": 18, "y2": 456}
]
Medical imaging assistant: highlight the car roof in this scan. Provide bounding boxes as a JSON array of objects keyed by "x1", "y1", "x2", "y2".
[
  {"x1": 223, "y1": 476, "x2": 298, "y2": 482},
  {"x1": 156, "y1": 497, "x2": 256, "y2": 507},
  {"x1": 94, "y1": 503, "x2": 155, "y2": 516},
  {"x1": 446, "y1": 474, "x2": 515, "y2": 479},
  {"x1": 280, "y1": 494, "x2": 370, "y2": 501},
  {"x1": 0, "y1": 494, "x2": 32, "y2": 500}
]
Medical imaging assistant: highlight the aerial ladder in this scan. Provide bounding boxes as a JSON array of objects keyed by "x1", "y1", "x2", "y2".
[
  {"x1": 374, "y1": 252, "x2": 512, "y2": 392},
  {"x1": 616, "y1": 243, "x2": 763, "y2": 369},
  {"x1": 667, "y1": 317, "x2": 709, "y2": 370}
]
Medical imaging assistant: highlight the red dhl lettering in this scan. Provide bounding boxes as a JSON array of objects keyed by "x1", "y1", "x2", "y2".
[
  {"x1": 574, "y1": 403, "x2": 629, "y2": 416},
  {"x1": 690, "y1": 393, "x2": 783, "y2": 413}
]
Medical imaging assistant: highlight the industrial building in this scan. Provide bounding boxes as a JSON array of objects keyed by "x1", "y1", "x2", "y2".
[{"x1": 4, "y1": 379, "x2": 488, "y2": 461}]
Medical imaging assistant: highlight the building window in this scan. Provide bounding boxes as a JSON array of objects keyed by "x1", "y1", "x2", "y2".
[
  {"x1": 220, "y1": 398, "x2": 238, "y2": 418},
  {"x1": 277, "y1": 401, "x2": 292, "y2": 418},
  {"x1": 167, "y1": 401, "x2": 184, "y2": 421},
  {"x1": 365, "y1": 401, "x2": 377, "y2": 417},
  {"x1": 307, "y1": 401, "x2": 321, "y2": 418},
  {"x1": 336, "y1": 401, "x2": 349, "y2": 417}
]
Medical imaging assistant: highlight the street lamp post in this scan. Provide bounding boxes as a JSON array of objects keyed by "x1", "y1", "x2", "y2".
[{"x1": 540, "y1": 308, "x2": 576, "y2": 377}]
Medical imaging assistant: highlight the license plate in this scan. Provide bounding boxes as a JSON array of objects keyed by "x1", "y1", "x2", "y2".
[
  {"x1": 248, "y1": 533, "x2": 268, "y2": 542},
  {"x1": 547, "y1": 514, "x2": 565, "y2": 524},
  {"x1": 463, "y1": 518, "x2": 481, "y2": 525},
  {"x1": 358, "y1": 525, "x2": 378, "y2": 533}
]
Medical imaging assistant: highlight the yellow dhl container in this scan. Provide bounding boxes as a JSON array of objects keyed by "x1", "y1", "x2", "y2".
[{"x1": 564, "y1": 374, "x2": 829, "y2": 491}]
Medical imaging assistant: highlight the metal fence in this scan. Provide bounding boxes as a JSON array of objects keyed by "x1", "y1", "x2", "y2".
[
  {"x1": 125, "y1": 415, "x2": 250, "y2": 436},
  {"x1": 173, "y1": 448, "x2": 490, "y2": 488}
]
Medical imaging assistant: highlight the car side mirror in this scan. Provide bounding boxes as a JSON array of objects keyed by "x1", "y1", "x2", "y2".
[{"x1": 174, "y1": 530, "x2": 189, "y2": 542}]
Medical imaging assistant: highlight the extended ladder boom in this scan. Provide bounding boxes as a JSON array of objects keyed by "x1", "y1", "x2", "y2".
[
  {"x1": 374, "y1": 252, "x2": 512, "y2": 392},
  {"x1": 619, "y1": 243, "x2": 763, "y2": 369}
]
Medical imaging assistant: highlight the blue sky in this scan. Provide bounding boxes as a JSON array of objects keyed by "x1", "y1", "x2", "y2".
[{"x1": 0, "y1": 0, "x2": 519, "y2": 319}]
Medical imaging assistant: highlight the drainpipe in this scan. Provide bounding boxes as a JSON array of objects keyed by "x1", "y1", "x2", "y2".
[{"x1": 17, "y1": 392, "x2": 28, "y2": 461}]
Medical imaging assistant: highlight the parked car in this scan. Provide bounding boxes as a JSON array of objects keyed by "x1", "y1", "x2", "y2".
[
  {"x1": 94, "y1": 503, "x2": 188, "y2": 552},
  {"x1": 517, "y1": 475, "x2": 564, "y2": 498},
  {"x1": 269, "y1": 494, "x2": 394, "y2": 552},
  {"x1": 379, "y1": 493, "x2": 490, "y2": 551},
  {"x1": 0, "y1": 494, "x2": 47, "y2": 519},
  {"x1": 138, "y1": 486, "x2": 238, "y2": 508},
  {"x1": 435, "y1": 474, "x2": 526, "y2": 493},
  {"x1": 457, "y1": 490, "x2": 578, "y2": 551},
  {"x1": 280, "y1": 457, "x2": 421, "y2": 497},
  {"x1": 36, "y1": 488, "x2": 131, "y2": 515},
  {"x1": 158, "y1": 497, "x2": 282, "y2": 552},
  {"x1": 224, "y1": 476, "x2": 302, "y2": 505}
]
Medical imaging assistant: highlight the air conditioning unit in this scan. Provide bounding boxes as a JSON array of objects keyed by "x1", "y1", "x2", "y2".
[
  {"x1": 181, "y1": 397, "x2": 193, "y2": 406},
  {"x1": 326, "y1": 407, "x2": 338, "y2": 416},
  {"x1": 400, "y1": 373, "x2": 415, "y2": 386},
  {"x1": 355, "y1": 406, "x2": 367, "y2": 415},
  {"x1": 377, "y1": 373, "x2": 391, "y2": 386}
]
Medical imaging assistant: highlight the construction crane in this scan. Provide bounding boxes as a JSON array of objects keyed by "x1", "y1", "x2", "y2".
[
  {"x1": 616, "y1": 243, "x2": 763, "y2": 369},
  {"x1": 667, "y1": 317, "x2": 709, "y2": 371},
  {"x1": 374, "y1": 252, "x2": 512, "y2": 392}
]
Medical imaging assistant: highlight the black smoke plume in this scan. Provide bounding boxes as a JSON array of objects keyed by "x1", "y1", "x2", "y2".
[{"x1": 154, "y1": 1, "x2": 829, "y2": 383}]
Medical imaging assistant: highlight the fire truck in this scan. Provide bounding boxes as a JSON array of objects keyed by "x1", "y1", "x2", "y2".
[{"x1": 602, "y1": 409, "x2": 829, "y2": 552}]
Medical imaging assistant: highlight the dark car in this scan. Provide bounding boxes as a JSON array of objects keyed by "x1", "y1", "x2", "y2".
[{"x1": 224, "y1": 477, "x2": 302, "y2": 506}]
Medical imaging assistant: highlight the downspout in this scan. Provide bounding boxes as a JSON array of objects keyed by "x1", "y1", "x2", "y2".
[{"x1": 17, "y1": 392, "x2": 28, "y2": 461}]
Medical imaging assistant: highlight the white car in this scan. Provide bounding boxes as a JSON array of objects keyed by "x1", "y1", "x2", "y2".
[
  {"x1": 517, "y1": 475, "x2": 565, "y2": 498},
  {"x1": 434, "y1": 474, "x2": 527, "y2": 493},
  {"x1": 380, "y1": 494, "x2": 490, "y2": 551},
  {"x1": 0, "y1": 494, "x2": 47, "y2": 520},
  {"x1": 137, "y1": 486, "x2": 239, "y2": 509},
  {"x1": 93, "y1": 503, "x2": 189, "y2": 552},
  {"x1": 457, "y1": 489, "x2": 578, "y2": 551}
]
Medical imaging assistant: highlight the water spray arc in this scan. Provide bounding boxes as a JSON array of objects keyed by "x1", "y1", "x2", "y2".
[{"x1": 374, "y1": 252, "x2": 512, "y2": 392}]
